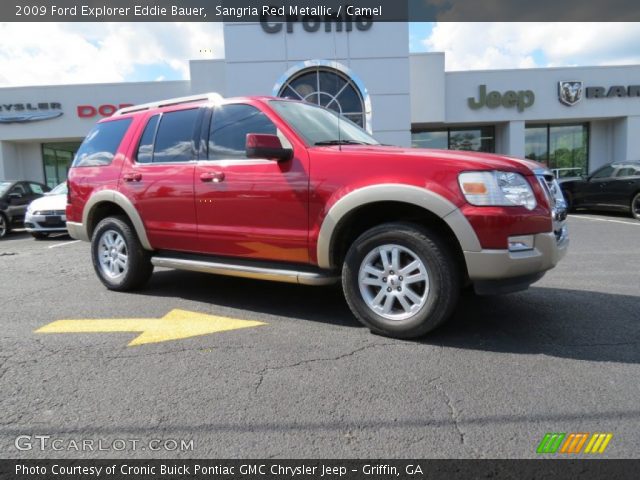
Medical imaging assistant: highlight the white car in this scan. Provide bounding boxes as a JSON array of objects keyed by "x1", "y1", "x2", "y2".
[{"x1": 25, "y1": 182, "x2": 68, "y2": 239}]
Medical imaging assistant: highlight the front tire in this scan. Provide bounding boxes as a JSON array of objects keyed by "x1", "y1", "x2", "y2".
[
  {"x1": 632, "y1": 192, "x2": 640, "y2": 221},
  {"x1": 0, "y1": 213, "x2": 10, "y2": 238},
  {"x1": 342, "y1": 222, "x2": 460, "y2": 339},
  {"x1": 91, "y1": 216, "x2": 153, "y2": 291}
]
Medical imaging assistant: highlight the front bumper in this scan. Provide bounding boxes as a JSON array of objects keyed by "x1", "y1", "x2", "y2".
[
  {"x1": 24, "y1": 212, "x2": 68, "y2": 233},
  {"x1": 464, "y1": 229, "x2": 569, "y2": 293}
]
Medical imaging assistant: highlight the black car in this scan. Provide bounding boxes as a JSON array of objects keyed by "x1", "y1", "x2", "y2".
[
  {"x1": 0, "y1": 180, "x2": 50, "y2": 238},
  {"x1": 560, "y1": 162, "x2": 640, "y2": 220}
]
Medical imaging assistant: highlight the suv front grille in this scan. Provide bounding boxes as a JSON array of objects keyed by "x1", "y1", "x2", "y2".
[{"x1": 535, "y1": 170, "x2": 568, "y2": 244}]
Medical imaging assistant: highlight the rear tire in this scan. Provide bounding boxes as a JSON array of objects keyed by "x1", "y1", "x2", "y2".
[
  {"x1": 342, "y1": 222, "x2": 460, "y2": 339},
  {"x1": 632, "y1": 192, "x2": 640, "y2": 221},
  {"x1": 91, "y1": 216, "x2": 153, "y2": 291}
]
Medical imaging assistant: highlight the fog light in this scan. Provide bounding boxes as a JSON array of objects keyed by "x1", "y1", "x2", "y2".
[{"x1": 508, "y1": 235, "x2": 534, "y2": 252}]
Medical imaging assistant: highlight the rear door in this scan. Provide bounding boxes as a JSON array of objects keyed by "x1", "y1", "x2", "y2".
[
  {"x1": 608, "y1": 164, "x2": 640, "y2": 208},
  {"x1": 118, "y1": 107, "x2": 201, "y2": 252},
  {"x1": 194, "y1": 103, "x2": 310, "y2": 263}
]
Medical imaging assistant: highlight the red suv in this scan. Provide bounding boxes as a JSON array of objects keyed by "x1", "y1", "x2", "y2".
[{"x1": 67, "y1": 93, "x2": 568, "y2": 338}]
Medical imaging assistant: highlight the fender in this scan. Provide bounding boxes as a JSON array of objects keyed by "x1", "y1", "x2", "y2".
[
  {"x1": 83, "y1": 190, "x2": 153, "y2": 250},
  {"x1": 316, "y1": 184, "x2": 481, "y2": 269}
]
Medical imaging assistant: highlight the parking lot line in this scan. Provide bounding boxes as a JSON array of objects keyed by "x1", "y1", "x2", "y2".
[
  {"x1": 47, "y1": 240, "x2": 81, "y2": 249},
  {"x1": 571, "y1": 215, "x2": 640, "y2": 227}
]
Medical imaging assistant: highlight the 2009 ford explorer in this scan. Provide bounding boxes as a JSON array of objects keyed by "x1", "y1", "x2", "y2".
[{"x1": 67, "y1": 93, "x2": 568, "y2": 338}]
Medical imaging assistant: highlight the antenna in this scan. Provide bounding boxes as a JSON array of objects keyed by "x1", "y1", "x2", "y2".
[{"x1": 333, "y1": 18, "x2": 342, "y2": 152}]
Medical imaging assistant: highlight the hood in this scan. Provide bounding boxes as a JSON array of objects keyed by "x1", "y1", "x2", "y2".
[
  {"x1": 28, "y1": 194, "x2": 67, "y2": 211},
  {"x1": 317, "y1": 145, "x2": 547, "y2": 175}
]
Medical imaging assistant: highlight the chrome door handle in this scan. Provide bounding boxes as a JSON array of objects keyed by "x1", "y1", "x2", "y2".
[
  {"x1": 200, "y1": 172, "x2": 225, "y2": 183},
  {"x1": 123, "y1": 172, "x2": 142, "y2": 182}
]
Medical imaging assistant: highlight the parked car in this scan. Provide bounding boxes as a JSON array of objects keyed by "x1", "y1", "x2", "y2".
[
  {"x1": 25, "y1": 182, "x2": 68, "y2": 239},
  {"x1": 66, "y1": 93, "x2": 568, "y2": 339},
  {"x1": 0, "y1": 180, "x2": 50, "y2": 238},
  {"x1": 560, "y1": 161, "x2": 640, "y2": 220}
]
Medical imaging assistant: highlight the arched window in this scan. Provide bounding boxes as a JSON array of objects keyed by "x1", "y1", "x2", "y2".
[{"x1": 277, "y1": 66, "x2": 367, "y2": 129}]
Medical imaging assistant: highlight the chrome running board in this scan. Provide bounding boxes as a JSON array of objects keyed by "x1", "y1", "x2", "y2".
[{"x1": 150, "y1": 256, "x2": 339, "y2": 286}]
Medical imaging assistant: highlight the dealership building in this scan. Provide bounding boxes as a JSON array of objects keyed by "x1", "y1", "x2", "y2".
[{"x1": 1, "y1": 22, "x2": 640, "y2": 187}]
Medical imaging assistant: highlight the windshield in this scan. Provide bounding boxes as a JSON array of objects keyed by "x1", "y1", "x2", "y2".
[
  {"x1": 0, "y1": 182, "x2": 10, "y2": 196},
  {"x1": 269, "y1": 100, "x2": 379, "y2": 146},
  {"x1": 49, "y1": 182, "x2": 68, "y2": 195}
]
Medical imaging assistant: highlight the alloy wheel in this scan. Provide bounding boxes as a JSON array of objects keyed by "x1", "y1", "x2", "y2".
[
  {"x1": 98, "y1": 229, "x2": 128, "y2": 279},
  {"x1": 358, "y1": 244, "x2": 430, "y2": 321}
]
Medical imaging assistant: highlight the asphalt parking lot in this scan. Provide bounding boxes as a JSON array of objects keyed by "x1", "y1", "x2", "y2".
[{"x1": 0, "y1": 214, "x2": 638, "y2": 459}]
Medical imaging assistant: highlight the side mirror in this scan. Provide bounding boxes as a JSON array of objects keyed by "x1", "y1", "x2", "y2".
[
  {"x1": 8, "y1": 192, "x2": 22, "y2": 201},
  {"x1": 246, "y1": 134, "x2": 292, "y2": 162}
]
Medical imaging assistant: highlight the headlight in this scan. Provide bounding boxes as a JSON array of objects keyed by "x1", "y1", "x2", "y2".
[{"x1": 458, "y1": 171, "x2": 537, "y2": 210}]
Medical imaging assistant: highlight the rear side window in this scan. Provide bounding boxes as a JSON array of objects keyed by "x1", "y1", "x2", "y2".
[
  {"x1": 615, "y1": 166, "x2": 640, "y2": 177},
  {"x1": 208, "y1": 104, "x2": 277, "y2": 160},
  {"x1": 153, "y1": 109, "x2": 199, "y2": 163},
  {"x1": 136, "y1": 114, "x2": 160, "y2": 164},
  {"x1": 72, "y1": 118, "x2": 132, "y2": 167}
]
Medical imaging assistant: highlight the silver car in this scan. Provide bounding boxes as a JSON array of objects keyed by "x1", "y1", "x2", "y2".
[{"x1": 25, "y1": 182, "x2": 68, "y2": 239}]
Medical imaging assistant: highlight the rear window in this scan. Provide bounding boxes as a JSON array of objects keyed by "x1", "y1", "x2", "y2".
[
  {"x1": 29, "y1": 183, "x2": 45, "y2": 194},
  {"x1": 72, "y1": 118, "x2": 132, "y2": 167},
  {"x1": 136, "y1": 115, "x2": 160, "y2": 164},
  {"x1": 0, "y1": 182, "x2": 11, "y2": 196},
  {"x1": 152, "y1": 109, "x2": 199, "y2": 163}
]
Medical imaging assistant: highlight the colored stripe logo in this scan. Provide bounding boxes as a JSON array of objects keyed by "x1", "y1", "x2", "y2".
[{"x1": 537, "y1": 433, "x2": 612, "y2": 454}]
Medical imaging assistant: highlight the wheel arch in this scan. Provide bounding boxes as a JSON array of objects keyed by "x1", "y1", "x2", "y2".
[
  {"x1": 83, "y1": 190, "x2": 152, "y2": 250},
  {"x1": 316, "y1": 184, "x2": 481, "y2": 270}
]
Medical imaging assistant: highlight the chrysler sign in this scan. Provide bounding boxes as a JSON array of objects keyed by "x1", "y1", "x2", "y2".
[{"x1": 0, "y1": 102, "x2": 63, "y2": 123}]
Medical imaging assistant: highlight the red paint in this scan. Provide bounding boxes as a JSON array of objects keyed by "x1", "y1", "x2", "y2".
[{"x1": 68, "y1": 96, "x2": 555, "y2": 266}]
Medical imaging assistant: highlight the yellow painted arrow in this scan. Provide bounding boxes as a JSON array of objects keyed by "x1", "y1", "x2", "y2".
[{"x1": 35, "y1": 309, "x2": 266, "y2": 346}]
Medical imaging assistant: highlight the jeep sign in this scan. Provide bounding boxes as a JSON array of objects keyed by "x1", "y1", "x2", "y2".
[{"x1": 468, "y1": 85, "x2": 535, "y2": 112}]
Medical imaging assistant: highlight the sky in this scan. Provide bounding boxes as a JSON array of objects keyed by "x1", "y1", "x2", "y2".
[{"x1": 0, "y1": 22, "x2": 639, "y2": 87}]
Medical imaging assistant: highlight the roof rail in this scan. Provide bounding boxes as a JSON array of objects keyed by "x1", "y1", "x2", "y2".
[{"x1": 114, "y1": 92, "x2": 224, "y2": 116}]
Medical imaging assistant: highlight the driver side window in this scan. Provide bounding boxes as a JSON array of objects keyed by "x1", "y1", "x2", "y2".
[
  {"x1": 591, "y1": 166, "x2": 614, "y2": 179},
  {"x1": 208, "y1": 104, "x2": 282, "y2": 160}
]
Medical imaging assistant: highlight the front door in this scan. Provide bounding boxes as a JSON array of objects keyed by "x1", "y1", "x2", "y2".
[
  {"x1": 583, "y1": 165, "x2": 615, "y2": 207},
  {"x1": 6, "y1": 182, "x2": 31, "y2": 222},
  {"x1": 194, "y1": 103, "x2": 309, "y2": 264}
]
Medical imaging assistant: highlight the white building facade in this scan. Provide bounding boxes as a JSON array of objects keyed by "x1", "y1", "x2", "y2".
[{"x1": 1, "y1": 22, "x2": 639, "y2": 187}]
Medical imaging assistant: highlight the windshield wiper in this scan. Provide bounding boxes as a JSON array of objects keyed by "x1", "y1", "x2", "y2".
[{"x1": 314, "y1": 139, "x2": 371, "y2": 146}]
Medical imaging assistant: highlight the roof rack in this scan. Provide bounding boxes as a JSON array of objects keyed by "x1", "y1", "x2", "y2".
[{"x1": 114, "y1": 92, "x2": 224, "y2": 116}]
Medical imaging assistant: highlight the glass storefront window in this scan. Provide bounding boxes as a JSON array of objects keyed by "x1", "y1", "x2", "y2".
[
  {"x1": 524, "y1": 126, "x2": 548, "y2": 163},
  {"x1": 411, "y1": 126, "x2": 495, "y2": 153},
  {"x1": 525, "y1": 123, "x2": 589, "y2": 177},
  {"x1": 411, "y1": 130, "x2": 448, "y2": 150},
  {"x1": 42, "y1": 142, "x2": 81, "y2": 188},
  {"x1": 278, "y1": 67, "x2": 366, "y2": 128}
]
